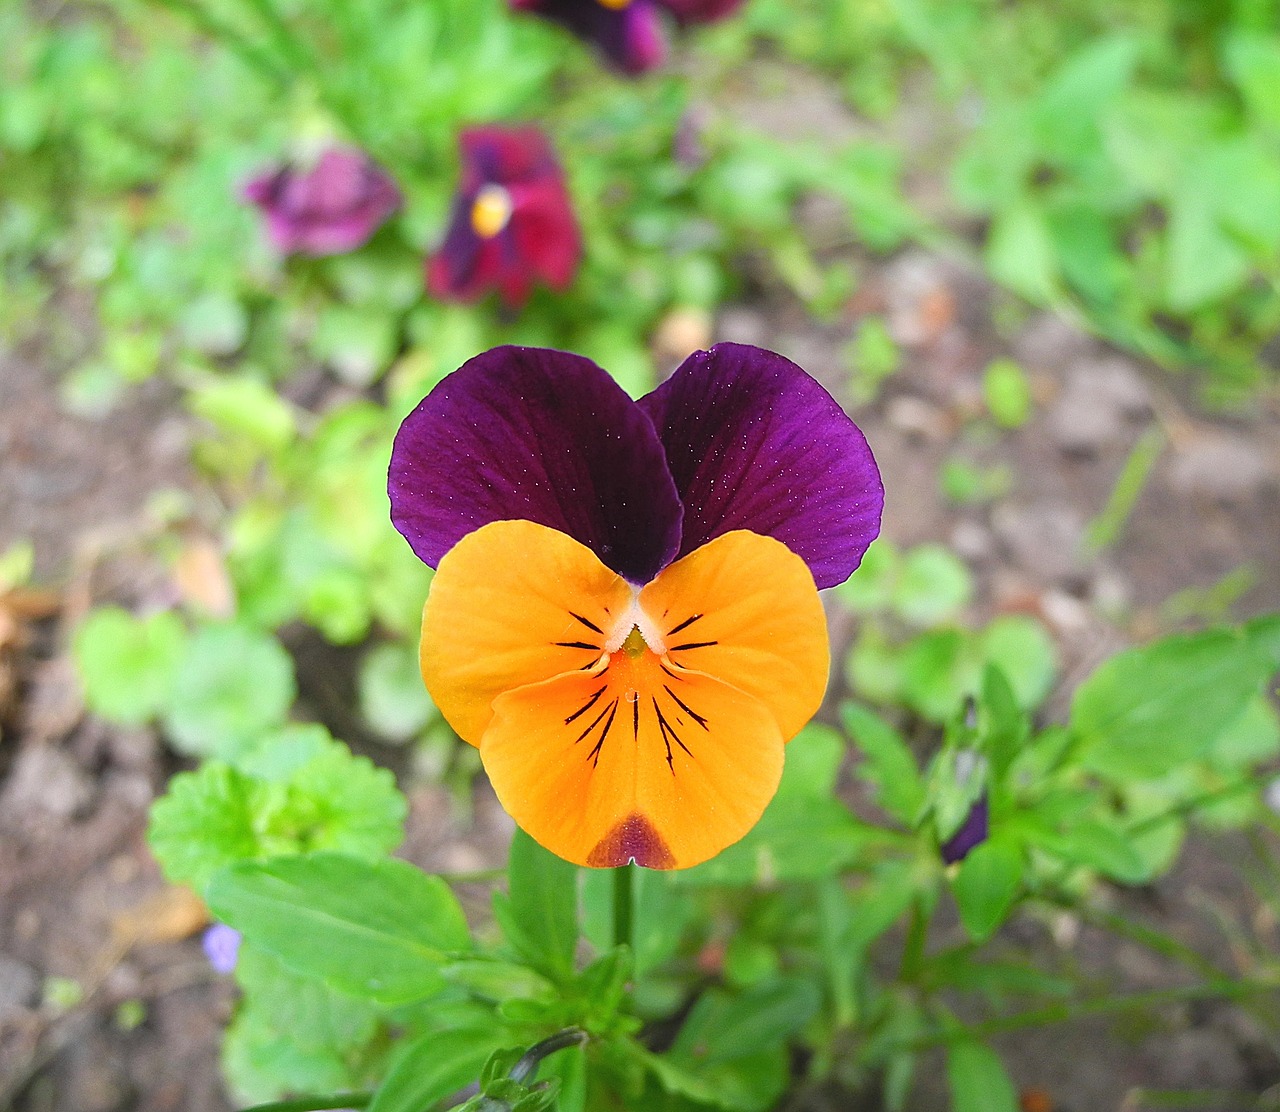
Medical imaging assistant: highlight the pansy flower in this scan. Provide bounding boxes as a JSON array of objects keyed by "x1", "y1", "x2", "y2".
[
  {"x1": 510, "y1": 0, "x2": 745, "y2": 75},
  {"x1": 428, "y1": 127, "x2": 581, "y2": 311},
  {"x1": 389, "y1": 343, "x2": 882, "y2": 869},
  {"x1": 241, "y1": 146, "x2": 400, "y2": 257}
]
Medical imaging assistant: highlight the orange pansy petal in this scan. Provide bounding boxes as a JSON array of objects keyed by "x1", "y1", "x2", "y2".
[
  {"x1": 640, "y1": 529, "x2": 829, "y2": 740},
  {"x1": 420, "y1": 520, "x2": 633, "y2": 743},
  {"x1": 480, "y1": 651, "x2": 785, "y2": 869}
]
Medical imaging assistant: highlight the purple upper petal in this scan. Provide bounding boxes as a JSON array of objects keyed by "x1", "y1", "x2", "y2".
[
  {"x1": 389, "y1": 346, "x2": 683, "y2": 584},
  {"x1": 511, "y1": 0, "x2": 666, "y2": 73},
  {"x1": 639, "y1": 343, "x2": 883, "y2": 589}
]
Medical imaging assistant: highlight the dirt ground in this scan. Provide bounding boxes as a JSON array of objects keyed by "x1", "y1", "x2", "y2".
[{"x1": 2, "y1": 237, "x2": 1280, "y2": 1111}]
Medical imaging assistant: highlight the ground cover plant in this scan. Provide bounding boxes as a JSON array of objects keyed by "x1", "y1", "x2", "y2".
[{"x1": 4, "y1": 0, "x2": 1280, "y2": 1109}]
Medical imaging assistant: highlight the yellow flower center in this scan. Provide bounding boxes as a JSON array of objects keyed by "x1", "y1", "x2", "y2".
[
  {"x1": 597, "y1": 0, "x2": 632, "y2": 9},
  {"x1": 470, "y1": 184, "x2": 513, "y2": 239}
]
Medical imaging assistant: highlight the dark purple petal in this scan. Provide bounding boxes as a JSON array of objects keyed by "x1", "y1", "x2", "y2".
[
  {"x1": 389, "y1": 346, "x2": 682, "y2": 583},
  {"x1": 639, "y1": 343, "x2": 883, "y2": 589},
  {"x1": 940, "y1": 793, "x2": 989, "y2": 865},
  {"x1": 660, "y1": 0, "x2": 745, "y2": 24},
  {"x1": 511, "y1": 0, "x2": 666, "y2": 73}
]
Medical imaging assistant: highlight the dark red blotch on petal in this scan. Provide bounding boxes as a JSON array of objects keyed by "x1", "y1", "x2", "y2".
[
  {"x1": 428, "y1": 126, "x2": 582, "y2": 310},
  {"x1": 510, "y1": 0, "x2": 666, "y2": 74},
  {"x1": 639, "y1": 343, "x2": 884, "y2": 590},
  {"x1": 241, "y1": 147, "x2": 400, "y2": 257},
  {"x1": 389, "y1": 346, "x2": 683, "y2": 585},
  {"x1": 587, "y1": 813, "x2": 676, "y2": 869}
]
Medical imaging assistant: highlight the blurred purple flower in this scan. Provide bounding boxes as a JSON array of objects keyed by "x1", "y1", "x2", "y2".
[
  {"x1": 428, "y1": 126, "x2": 581, "y2": 310},
  {"x1": 940, "y1": 792, "x2": 988, "y2": 865},
  {"x1": 242, "y1": 147, "x2": 401, "y2": 256},
  {"x1": 202, "y1": 923, "x2": 241, "y2": 975},
  {"x1": 510, "y1": 0, "x2": 745, "y2": 74}
]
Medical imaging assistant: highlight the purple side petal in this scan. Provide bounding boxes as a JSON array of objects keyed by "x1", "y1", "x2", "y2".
[
  {"x1": 390, "y1": 346, "x2": 683, "y2": 584},
  {"x1": 639, "y1": 343, "x2": 883, "y2": 589},
  {"x1": 514, "y1": 0, "x2": 666, "y2": 73},
  {"x1": 940, "y1": 793, "x2": 989, "y2": 865}
]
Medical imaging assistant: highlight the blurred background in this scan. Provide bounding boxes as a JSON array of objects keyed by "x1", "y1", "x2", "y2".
[{"x1": 2, "y1": 0, "x2": 1280, "y2": 1109}]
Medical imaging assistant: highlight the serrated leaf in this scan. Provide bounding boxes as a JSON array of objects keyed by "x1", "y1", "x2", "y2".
[
  {"x1": 148, "y1": 763, "x2": 262, "y2": 892},
  {"x1": 209, "y1": 854, "x2": 470, "y2": 1005},
  {"x1": 75, "y1": 607, "x2": 186, "y2": 724},
  {"x1": 163, "y1": 622, "x2": 296, "y2": 761}
]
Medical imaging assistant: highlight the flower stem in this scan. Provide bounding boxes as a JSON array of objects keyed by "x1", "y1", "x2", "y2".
[
  {"x1": 509, "y1": 1028, "x2": 589, "y2": 1084},
  {"x1": 613, "y1": 863, "x2": 635, "y2": 952}
]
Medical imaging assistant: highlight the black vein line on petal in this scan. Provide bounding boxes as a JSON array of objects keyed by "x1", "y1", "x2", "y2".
[
  {"x1": 653, "y1": 697, "x2": 692, "y2": 774},
  {"x1": 587, "y1": 699, "x2": 619, "y2": 767},
  {"x1": 667, "y1": 613, "x2": 703, "y2": 636},
  {"x1": 577, "y1": 699, "x2": 615, "y2": 744},
  {"x1": 632, "y1": 696, "x2": 640, "y2": 742},
  {"x1": 570, "y1": 612, "x2": 604, "y2": 634},
  {"x1": 660, "y1": 659, "x2": 687, "y2": 681},
  {"x1": 555, "y1": 640, "x2": 600, "y2": 651},
  {"x1": 670, "y1": 640, "x2": 718, "y2": 652},
  {"x1": 664, "y1": 685, "x2": 709, "y2": 730},
  {"x1": 565, "y1": 684, "x2": 608, "y2": 726}
]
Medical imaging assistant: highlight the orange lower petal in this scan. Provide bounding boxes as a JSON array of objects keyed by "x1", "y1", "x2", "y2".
[
  {"x1": 640, "y1": 530, "x2": 829, "y2": 739},
  {"x1": 481, "y1": 648, "x2": 785, "y2": 870},
  {"x1": 420, "y1": 520, "x2": 632, "y2": 743}
]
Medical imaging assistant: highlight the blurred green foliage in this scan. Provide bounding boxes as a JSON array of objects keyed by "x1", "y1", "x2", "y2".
[{"x1": 13, "y1": 0, "x2": 1280, "y2": 1107}]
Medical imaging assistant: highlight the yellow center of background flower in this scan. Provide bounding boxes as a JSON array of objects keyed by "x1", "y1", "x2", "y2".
[
  {"x1": 597, "y1": 0, "x2": 633, "y2": 9},
  {"x1": 470, "y1": 184, "x2": 513, "y2": 239}
]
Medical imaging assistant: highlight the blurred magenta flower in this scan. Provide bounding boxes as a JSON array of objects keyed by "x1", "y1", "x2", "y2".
[
  {"x1": 242, "y1": 146, "x2": 401, "y2": 256},
  {"x1": 202, "y1": 922, "x2": 241, "y2": 975},
  {"x1": 510, "y1": 0, "x2": 744, "y2": 74},
  {"x1": 428, "y1": 127, "x2": 581, "y2": 310}
]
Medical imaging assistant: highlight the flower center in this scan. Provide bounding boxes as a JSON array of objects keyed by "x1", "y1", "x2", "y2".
[
  {"x1": 596, "y1": 0, "x2": 633, "y2": 9},
  {"x1": 470, "y1": 184, "x2": 513, "y2": 239}
]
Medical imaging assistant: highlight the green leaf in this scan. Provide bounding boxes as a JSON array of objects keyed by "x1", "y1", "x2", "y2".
[
  {"x1": 946, "y1": 1040, "x2": 1018, "y2": 1112},
  {"x1": 75, "y1": 607, "x2": 186, "y2": 725},
  {"x1": 148, "y1": 763, "x2": 262, "y2": 892},
  {"x1": 189, "y1": 376, "x2": 296, "y2": 454},
  {"x1": 359, "y1": 642, "x2": 435, "y2": 742},
  {"x1": 494, "y1": 829, "x2": 578, "y2": 980},
  {"x1": 951, "y1": 837, "x2": 1022, "y2": 942},
  {"x1": 208, "y1": 853, "x2": 470, "y2": 1005},
  {"x1": 1043, "y1": 819, "x2": 1150, "y2": 883},
  {"x1": 981, "y1": 358, "x2": 1032, "y2": 429},
  {"x1": 1224, "y1": 32, "x2": 1280, "y2": 132},
  {"x1": 985, "y1": 201, "x2": 1058, "y2": 304},
  {"x1": 980, "y1": 616, "x2": 1057, "y2": 712},
  {"x1": 1072, "y1": 627, "x2": 1275, "y2": 780},
  {"x1": 369, "y1": 1028, "x2": 508, "y2": 1112},
  {"x1": 163, "y1": 622, "x2": 296, "y2": 760},
  {"x1": 1207, "y1": 697, "x2": 1280, "y2": 771},
  {"x1": 843, "y1": 703, "x2": 925, "y2": 826},
  {"x1": 893, "y1": 545, "x2": 973, "y2": 626},
  {"x1": 671, "y1": 977, "x2": 821, "y2": 1066}
]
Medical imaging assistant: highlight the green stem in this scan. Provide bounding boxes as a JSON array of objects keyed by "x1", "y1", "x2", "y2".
[
  {"x1": 613, "y1": 864, "x2": 635, "y2": 952},
  {"x1": 239, "y1": 1095, "x2": 371, "y2": 1112},
  {"x1": 898, "y1": 896, "x2": 929, "y2": 985},
  {"x1": 1126, "y1": 779, "x2": 1257, "y2": 836},
  {"x1": 509, "y1": 1028, "x2": 589, "y2": 1084}
]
